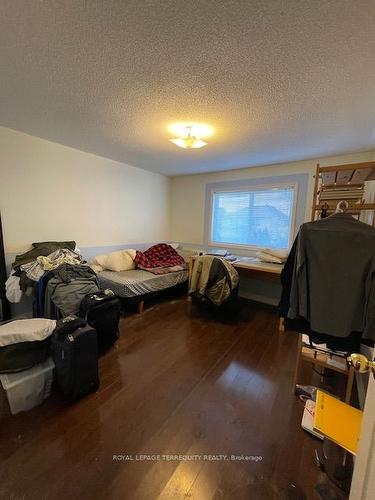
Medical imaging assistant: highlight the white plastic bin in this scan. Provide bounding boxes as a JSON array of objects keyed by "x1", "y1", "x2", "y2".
[{"x1": 0, "y1": 358, "x2": 54, "y2": 414}]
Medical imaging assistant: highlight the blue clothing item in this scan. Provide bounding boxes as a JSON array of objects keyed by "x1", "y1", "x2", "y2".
[{"x1": 36, "y1": 273, "x2": 49, "y2": 317}]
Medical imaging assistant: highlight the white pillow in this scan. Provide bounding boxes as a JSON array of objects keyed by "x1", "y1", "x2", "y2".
[
  {"x1": 256, "y1": 251, "x2": 283, "y2": 264},
  {"x1": 94, "y1": 250, "x2": 135, "y2": 272},
  {"x1": 0, "y1": 319, "x2": 56, "y2": 347},
  {"x1": 262, "y1": 248, "x2": 288, "y2": 260},
  {"x1": 125, "y1": 248, "x2": 136, "y2": 260},
  {"x1": 94, "y1": 254, "x2": 109, "y2": 268}
]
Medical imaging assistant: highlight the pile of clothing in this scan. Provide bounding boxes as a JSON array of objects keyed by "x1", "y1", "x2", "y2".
[
  {"x1": 189, "y1": 255, "x2": 239, "y2": 306},
  {"x1": 256, "y1": 248, "x2": 287, "y2": 264},
  {"x1": 38, "y1": 264, "x2": 98, "y2": 318},
  {"x1": 6, "y1": 241, "x2": 99, "y2": 318}
]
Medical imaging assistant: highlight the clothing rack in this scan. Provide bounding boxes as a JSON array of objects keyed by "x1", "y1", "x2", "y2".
[
  {"x1": 288, "y1": 162, "x2": 375, "y2": 404},
  {"x1": 279, "y1": 161, "x2": 375, "y2": 334},
  {"x1": 311, "y1": 161, "x2": 375, "y2": 222}
]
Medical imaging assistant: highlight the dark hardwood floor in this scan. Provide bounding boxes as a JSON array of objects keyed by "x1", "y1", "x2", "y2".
[{"x1": 0, "y1": 298, "x2": 339, "y2": 500}]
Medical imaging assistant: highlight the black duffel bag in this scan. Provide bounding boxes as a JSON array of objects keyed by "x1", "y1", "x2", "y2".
[
  {"x1": 0, "y1": 339, "x2": 50, "y2": 373},
  {"x1": 0, "y1": 318, "x2": 55, "y2": 373}
]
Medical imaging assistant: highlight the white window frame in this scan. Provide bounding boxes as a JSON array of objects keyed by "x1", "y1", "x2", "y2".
[{"x1": 208, "y1": 181, "x2": 298, "y2": 252}]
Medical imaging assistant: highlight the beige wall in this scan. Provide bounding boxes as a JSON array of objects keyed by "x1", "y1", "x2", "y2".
[
  {"x1": 1, "y1": 125, "x2": 374, "y2": 256},
  {"x1": 0, "y1": 127, "x2": 170, "y2": 253},
  {"x1": 170, "y1": 151, "x2": 375, "y2": 245}
]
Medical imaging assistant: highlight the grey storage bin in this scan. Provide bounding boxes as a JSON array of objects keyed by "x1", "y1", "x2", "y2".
[{"x1": 0, "y1": 357, "x2": 54, "y2": 415}]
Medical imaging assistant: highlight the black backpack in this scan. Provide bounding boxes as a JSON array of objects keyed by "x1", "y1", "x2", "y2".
[
  {"x1": 79, "y1": 290, "x2": 121, "y2": 353},
  {"x1": 51, "y1": 316, "x2": 99, "y2": 401}
]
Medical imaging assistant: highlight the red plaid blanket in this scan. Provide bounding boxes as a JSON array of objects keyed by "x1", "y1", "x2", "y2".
[
  {"x1": 134, "y1": 243, "x2": 185, "y2": 269},
  {"x1": 138, "y1": 263, "x2": 187, "y2": 274}
]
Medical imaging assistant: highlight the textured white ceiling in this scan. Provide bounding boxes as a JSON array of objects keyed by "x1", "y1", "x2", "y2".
[{"x1": 1, "y1": 1, "x2": 375, "y2": 176}]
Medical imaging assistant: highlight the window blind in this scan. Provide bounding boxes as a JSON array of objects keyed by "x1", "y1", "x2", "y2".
[{"x1": 211, "y1": 186, "x2": 295, "y2": 249}]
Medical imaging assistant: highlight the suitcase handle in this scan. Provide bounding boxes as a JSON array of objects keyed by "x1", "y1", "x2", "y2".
[{"x1": 90, "y1": 289, "x2": 115, "y2": 301}]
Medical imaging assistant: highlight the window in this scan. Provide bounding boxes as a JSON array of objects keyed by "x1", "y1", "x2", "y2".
[{"x1": 209, "y1": 184, "x2": 296, "y2": 250}]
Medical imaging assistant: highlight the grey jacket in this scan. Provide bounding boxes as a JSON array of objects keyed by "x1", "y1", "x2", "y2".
[
  {"x1": 45, "y1": 265, "x2": 99, "y2": 318},
  {"x1": 288, "y1": 213, "x2": 375, "y2": 340},
  {"x1": 46, "y1": 278, "x2": 98, "y2": 317}
]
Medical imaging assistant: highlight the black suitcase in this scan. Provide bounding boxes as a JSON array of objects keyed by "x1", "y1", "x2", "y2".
[
  {"x1": 51, "y1": 316, "x2": 99, "y2": 401},
  {"x1": 79, "y1": 289, "x2": 120, "y2": 352}
]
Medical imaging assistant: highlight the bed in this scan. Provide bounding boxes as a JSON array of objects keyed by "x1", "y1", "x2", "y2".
[{"x1": 96, "y1": 268, "x2": 189, "y2": 313}]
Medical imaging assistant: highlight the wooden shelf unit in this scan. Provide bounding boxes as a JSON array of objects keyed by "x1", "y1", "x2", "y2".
[
  {"x1": 293, "y1": 336, "x2": 355, "y2": 404},
  {"x1": 311, "y1": 161, "x2": 375, "y2": 221}
]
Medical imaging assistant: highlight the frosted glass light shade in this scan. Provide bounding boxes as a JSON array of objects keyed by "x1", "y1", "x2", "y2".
[{"x1": 170, "y1": 136, "x2": 207, "y2": 149}]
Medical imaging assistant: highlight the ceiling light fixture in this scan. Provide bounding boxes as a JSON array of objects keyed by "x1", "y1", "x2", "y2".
[{"x1": 170, "y1": 125, "x2": 208, "y2": 149}]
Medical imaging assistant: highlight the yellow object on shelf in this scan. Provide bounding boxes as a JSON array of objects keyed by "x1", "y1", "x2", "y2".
[{"x1": 313, "y1": 389, "x2": 363, "y2": 455}]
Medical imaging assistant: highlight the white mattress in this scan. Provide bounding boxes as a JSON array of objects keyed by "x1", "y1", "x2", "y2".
[{"x1": 97, "y1": 269, "x2": 188, "y2": 298}]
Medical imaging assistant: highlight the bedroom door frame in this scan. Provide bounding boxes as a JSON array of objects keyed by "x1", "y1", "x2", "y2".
[{"x1": 0, "y1": 212, "x2": 11, "y2": 321}]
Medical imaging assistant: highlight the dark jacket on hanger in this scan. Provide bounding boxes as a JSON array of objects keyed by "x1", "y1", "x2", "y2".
[
  {"x1": 288, "y1": 213, "x2": 375, "y2": 341},
  {"x1": 278, "y1": 237, "x2": 298, "y2": 318}
]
